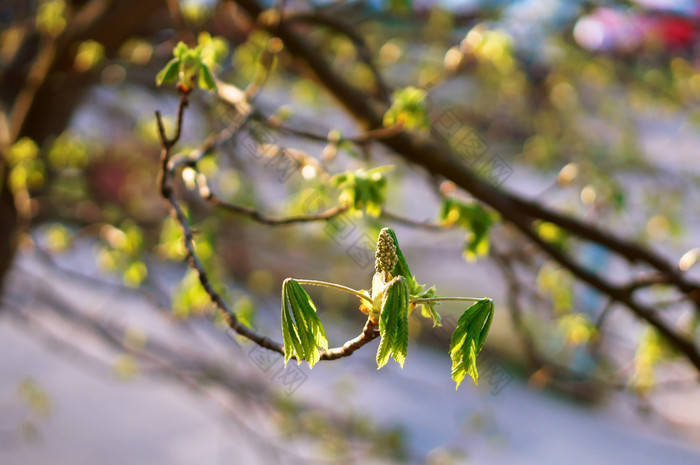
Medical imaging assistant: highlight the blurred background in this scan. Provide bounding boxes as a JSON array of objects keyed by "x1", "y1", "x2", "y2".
[{"x1": 1, "y1": 0, "x2": 700, "y2": 463}]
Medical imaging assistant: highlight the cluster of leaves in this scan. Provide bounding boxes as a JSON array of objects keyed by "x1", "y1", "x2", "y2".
[
  {"x1": 36, "y1": 0, "x2": 66, "y2": 37},
  {"x1": 439, "y1": 197, "x2": 498, "y2": 261},
  {"x1": 96, "y1": 221, "x2": 148, "y2": 288},
  {"x1": 632, "y1": 327, "x2": 681, "y2": 393},
  {"x1": 383, "y1": 87, "x2": 430, "y2": 133},
  {"x1": 330, "y1": 166, "x2": 392, "y2": 217},
  {"x1": 280, "y1": 227, "x2": 493, "y2": 388},
  {"x1": 381, "y1": 228, "x2": 440, "y2": 326},
  {"x1": 7, "y1": 138, "x2": 44, "y2": 195},
  {"x1": 155, "y1": 33, "x2": 229, "y2": 92}
]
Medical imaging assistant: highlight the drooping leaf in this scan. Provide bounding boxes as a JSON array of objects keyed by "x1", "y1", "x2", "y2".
[
  {"x1": 281, "y1": 283, "x2": 304, "y2": 366},
  {"x1": 280, "y1": 279, "x2": 328, "y2": 368},
  {"x1": 198, "y1": 64, "x2": 217, "y2": 91},
  {"x1": 156, "y1": 58, "x2": 180, "y2": 86},
  {"x1": 376, "y1": 276, "x2": 410, "y2": 369},
  {"x1": 393, "y1": 301, "x2": 409, "y2": 367},
  {"x1": 449, "y1": 298, "x2": 494, "y2": 389}
]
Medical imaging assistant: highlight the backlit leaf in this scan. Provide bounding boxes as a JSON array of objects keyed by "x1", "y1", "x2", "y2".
[
  {"x1": 156, "y1": 58, "x2": 180, "y2": 86},
  {"x1": 281, "y1": 279, "x2": 328, "y2": 368},
  {"x1": 376, "y1": 276, "x2": 409, "y2": 369},
  {"x1": 449, "y1": 298, "x2": 494, "y2": 389}
]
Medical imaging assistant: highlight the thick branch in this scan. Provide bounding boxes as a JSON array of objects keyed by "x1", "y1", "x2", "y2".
[{"x1": 230, "y1": 0, "x2": 700, "y2": 372}]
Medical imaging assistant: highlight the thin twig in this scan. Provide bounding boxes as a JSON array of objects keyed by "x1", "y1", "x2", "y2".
[
  {"x1": 196, "y1": 172, "x2": 350, "y2": 225},
  {"x1": 295, "y1": 279, "x2": 372, "y2": 304},
  {"x1": 156, "y1": 90, "x2": 380, "y2": 363}
]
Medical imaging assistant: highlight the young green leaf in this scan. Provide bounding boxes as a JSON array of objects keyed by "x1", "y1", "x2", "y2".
[
  {"x1": 439, "y1": 198, "x2": 497, "y2": 262},
  {"x1": 415, "y1": 285, "x2": 441, "y2": 327},
  {"x1": 330, "y1": 166, "x2": 392, "y2": 217},
  {"x1": 173, "y1": 41, "x2": 190, "y2": 60},
  {"x1": 376, "y1": 276, "x2": 410, "y2": 369},
  {"x1": 155, "y1": 58, "x2": 180, "y2": 86},
  {"x1": 198, "y1": 64, "x2": 217, "y2": 91},
  {"x1": 449, "y1": 298, "x2": 494, "y2": 389},
  {"x1": 383, "y1": 87, "x2": 429, "y2": 133},
  {"x1": 281, "y1": 283, "x2": 304, "y2": 366},
  {"x1": 280, "y1": 279, "x2": 328, "y2": 368}
]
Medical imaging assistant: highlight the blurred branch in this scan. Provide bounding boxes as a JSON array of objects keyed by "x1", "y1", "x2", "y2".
[
  {"x1": 0, "y1": 275, "x2": 328, "y2": 464},
  {"x1": 155, "y1": 92, "x2": 380, "y2": 362},
  {"x1": 0, "y1": 0, "x2": 166, "y2": 292},
  {"x1": 226, "y1": 0, "x2": 700, "y2": 374},
  {"x1": 284, "y1": 11, "x2": 392, "y2": 104}
]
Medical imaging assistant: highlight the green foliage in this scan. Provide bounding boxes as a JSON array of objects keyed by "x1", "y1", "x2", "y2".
[
  {"x1": 17, "y1": 378, "x2": 53, "y2": 416},
  {"x1": 449, "y1": 298, "x2": 494, "y2": 388},
  {"x1": 48, "y1": 132, "x2": 88, "y2": 169},
  {"x1": 74, "y1": 40, "x2": 105, "y2": 72},
  {"x1": 558, "y1": 313, "x2": 596, "y2": 346},
  {"x1": 281, "y1": 279, "x2": 329, "y2": 368},
  {"x1": 155, "y1": 38, "x2": 224, "y2": 92},
  {"x1": 96, "y1": 221, "x2": 148, "y2": 288},
  {"x1": 36, "y1": 0, "x2": 66, "y2": 36},
  {"x1": 381, "y1": 227, "x2": 423, "y2": 295},
  {"x1": 383, "y1": 87, "x2": 429, "y2": 133},
  {"x1": 198, "y1": 32, "x2": 229, "y2": 69},
  {"x1": 8, "y1": 138, "x2": 39, "y2": 164},
  {"x1": 44, "y1": 223, "x2": 72, "y2": 252},
  {"x1": 232, "y1": 31, "x2": 272, "y2": 82},
  {"x1": 173, "y1": 268, "x2": 211, "y2": 318},
  {"x1": 376, "y1": 276, "x2": 410, "y2": 368},
  {"x1": 439, "y1": 198, "x2": 497, "y2": 261},
  {"x1": 330, "y1": 166, "x2": 392, "y2": 217},
  {"x1": 7, "y1": 137, "x2": 45, "y2": 193},
  {"x1": 535, "y1": 221, "x2": 568, "y2": 251},
  {"x1": 389, "y1": 0, "x2": 412, "y2": 14},
  {"x1": 631, "y1": 327, "x2": 681, "y2": 392},
  {"x1": 377, "y1": 228, "x2": 442, "y2": 327},
  {"x1": 416, "y1": 286, "x2": 441, "y2": 327},
  {"x1": 156, "y1": 215, "x2": 187, "y2": 261},
  {"x1": 278, "y1": 228, "x2": 494, "y2": 384},
  {"x1": 537, "y1": 261, "x2": 574, "y2": 313}
]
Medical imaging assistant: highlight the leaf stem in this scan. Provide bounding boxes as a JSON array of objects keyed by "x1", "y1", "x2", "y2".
[
  {"x1": 411, "y1": 297, "x2": 486, "y2": 304},
  {"x1": 295, "y1": 279, "x2": 373, "y2": 305}
]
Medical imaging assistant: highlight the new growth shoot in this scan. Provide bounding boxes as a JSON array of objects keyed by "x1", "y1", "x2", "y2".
[{"x1": 281, "y1": 227, "x2": 494, "y2": 388}]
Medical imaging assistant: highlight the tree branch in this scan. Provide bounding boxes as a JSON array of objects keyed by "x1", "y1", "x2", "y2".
[
  {"x1": 156, "y1": 91, "x2": 379, "y2": 363},
  {"x1": 229, "y1": 0, "x2": 700, "y2": 373}
]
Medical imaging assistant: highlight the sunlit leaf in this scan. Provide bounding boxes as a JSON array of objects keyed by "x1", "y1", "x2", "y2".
[
  {"x1": 198, "y1": 64, "x2": 217, "y2": 91},
  {"x1": 439, "y1": 198, "x2": 497, "y2": 262},
  {"x1": 376, "y1": 276, "x2": 410, "y2": 369},
  {"x1": 449, "y1": 298, "x2": 494, "y2": 388},
  {"x1": 331, "y1": 166, "x2": 392, "y2": 217},
  {"x1": 383, "y1": 87, "x2": 429, "y2": 133},
  {"x1": 281, "y1": 279, "x2": 328, "y2": 368},
  {"x1": 155, "y1": 58, "x2": 180, "y2": 86}
]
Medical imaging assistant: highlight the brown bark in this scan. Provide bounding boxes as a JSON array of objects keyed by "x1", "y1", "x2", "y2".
[{"x1": 0, "y1": 0, "x2": 167, "y2": 292}]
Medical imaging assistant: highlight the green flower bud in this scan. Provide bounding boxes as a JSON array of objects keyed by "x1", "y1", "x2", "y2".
[{"x1": 375, "y1": 228, "x2": 398, "y2": 273}]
